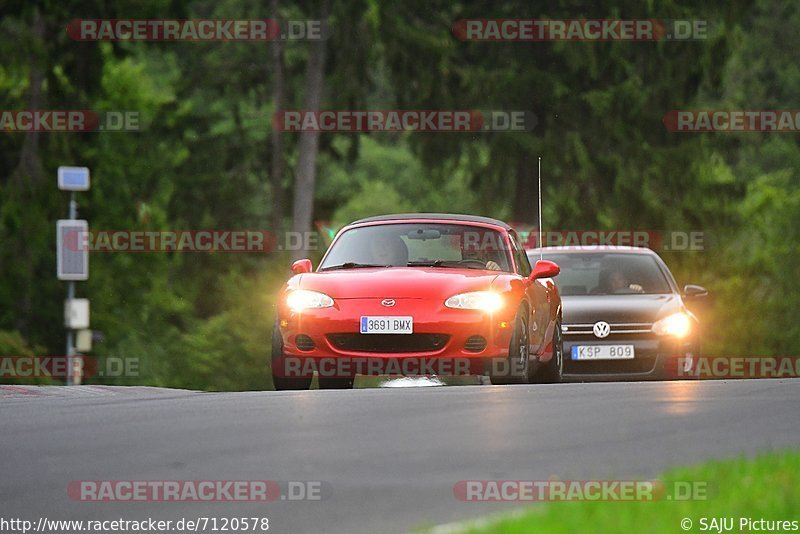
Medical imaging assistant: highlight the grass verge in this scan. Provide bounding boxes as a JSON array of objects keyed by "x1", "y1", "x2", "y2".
[{"x1": 444, "y1": 450, "x2": 800, "y2": 533}]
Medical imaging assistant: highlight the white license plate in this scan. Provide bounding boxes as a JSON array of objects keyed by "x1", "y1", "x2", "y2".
[
  {"x1": 571, "y1": 345, "x2": 635, "y2": 360},
  {"x1": 360, "y1": 316, "x2": 413, "y2": 334}
]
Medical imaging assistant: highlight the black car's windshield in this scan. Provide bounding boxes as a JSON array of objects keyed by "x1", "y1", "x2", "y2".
[
  {"x1": 541, "y1": 252, "x2": 672, "y2": 295},
  {"x1": 320, "y1": 223, "x2": 513, "y2": 272}
]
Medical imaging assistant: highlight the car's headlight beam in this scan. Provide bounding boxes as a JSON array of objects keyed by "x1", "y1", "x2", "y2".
[
  {"x1": 286, "y1": 289, "x2": 334, "y2": 312},
  {"x1": 445, "y1": 291, "x2": 503, "y2": 312},
  {"x1": 652, "y1": 312, "x2": 691, "y2": 338}
]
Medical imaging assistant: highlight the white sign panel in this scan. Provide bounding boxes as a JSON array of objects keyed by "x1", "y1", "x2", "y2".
[
  {"x1": 64, "y1": 299, "x2": 90, "y2": 329},
  {"x1": 57, "y1": 220, "x2": 89, "y2": 281}
]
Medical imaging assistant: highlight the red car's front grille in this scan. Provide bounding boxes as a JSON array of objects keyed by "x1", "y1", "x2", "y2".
[{"x1": 327, "y1": 333, "x2": 450, "y2": 353}]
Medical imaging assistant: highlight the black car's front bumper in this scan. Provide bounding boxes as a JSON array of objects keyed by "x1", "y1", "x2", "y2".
[{"x1": 562, "y1": 334, "x2": 698, "y2": 381}]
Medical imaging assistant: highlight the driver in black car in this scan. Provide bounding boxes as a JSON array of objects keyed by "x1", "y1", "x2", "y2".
[{"x1": 605, "y1": 269, "x2": 644, "y2": 294}]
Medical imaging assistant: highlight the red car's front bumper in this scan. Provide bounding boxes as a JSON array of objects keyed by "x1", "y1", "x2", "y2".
[{"x1": 277, "y1": 297, "x2": 515, "y2": 377}]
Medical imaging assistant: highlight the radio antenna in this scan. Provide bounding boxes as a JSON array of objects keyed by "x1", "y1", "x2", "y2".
[{"x1": 538, "y1": 156, "x2": 543, "y2": 261}]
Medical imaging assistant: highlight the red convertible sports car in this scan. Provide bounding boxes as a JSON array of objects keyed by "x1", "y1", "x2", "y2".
[{"x1": 271, "y1": 214, "x2": 562, "y2": 389}]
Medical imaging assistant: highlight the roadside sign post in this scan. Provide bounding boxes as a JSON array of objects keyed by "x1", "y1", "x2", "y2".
[
  {"x1": 57, "y1": 166, "x2": 90, "y2": 385},
  {"x1": 67, "y1": 272, "x2": 75, "y2": 385}
]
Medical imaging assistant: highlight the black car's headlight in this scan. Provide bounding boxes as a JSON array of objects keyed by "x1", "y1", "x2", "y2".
[{"x1": 652, "y1": 312, "x2": 691, "y2": 338}]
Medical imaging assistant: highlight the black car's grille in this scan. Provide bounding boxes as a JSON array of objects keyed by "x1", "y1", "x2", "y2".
[
  {"x1": 563, "y1": 323, "x2": 653, "y2": 337},
  {"x1": 295, "y1": 334, "x2": 316, "y2": 351},
  {"x1": 464, "y1": 336, "x2": 487, "y2": 352},
  {"x1": 327, "y1": 333, "x2": 449, "y2": 353}
]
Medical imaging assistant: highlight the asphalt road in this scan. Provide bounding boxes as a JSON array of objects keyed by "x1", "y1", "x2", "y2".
[{"x1": 2, "y1": 380, "x2": 799, "y2": 533}]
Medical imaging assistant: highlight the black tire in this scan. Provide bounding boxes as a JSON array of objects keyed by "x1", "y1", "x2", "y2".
[
  {"x1": 490, "y1": 308, "x2": 531, "y2": 385},
  {"x1": 318, "y1": 377, "x2": 355, "y2": 389},
  {"x1": 535, "y1": 319, "x2": 563, "y2": 383},
  {"x1": 271, "y1": 319, "x2": 312, "y2": 391}
]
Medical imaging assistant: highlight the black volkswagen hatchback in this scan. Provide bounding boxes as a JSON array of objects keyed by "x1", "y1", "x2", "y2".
[{"x1": 527, "y1": 246, "x2": 707, "y2": 380}]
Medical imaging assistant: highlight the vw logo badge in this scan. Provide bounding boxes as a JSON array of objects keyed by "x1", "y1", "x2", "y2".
[
  {"x1": 381, "y1": 299, "x2": 396, "y2": 307},
  {"x1": 593, "y1": 321, "x2": 611, "y2": 339}
]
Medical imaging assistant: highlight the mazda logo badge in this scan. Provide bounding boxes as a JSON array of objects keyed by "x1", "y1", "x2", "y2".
[
  {"x1": 381, "y1": 299, "x2": 396, "y2": 307},
  {"x1": 593, "y1": 321, "x2": 611, "y2": 339}
]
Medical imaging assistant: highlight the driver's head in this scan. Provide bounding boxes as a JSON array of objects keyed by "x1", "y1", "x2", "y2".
[
  {"x1": 461, "y1": 232, "x2": 488, "y2": 262},
  {"x1": 462, "y1": 247, "x2": 487, "y2": 262},
  {"x1": 608, "y1": 270, "x2": 628, "y2": 291},
  {"x1": 369, "y1": 234, "x2": 408, "y2": 266}
]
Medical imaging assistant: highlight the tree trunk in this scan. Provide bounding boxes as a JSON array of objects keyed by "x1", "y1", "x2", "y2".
[
  {"x1": 270, "y1": 0, "x2": 286, "y2": 234},
  {"x1": 13, "y1": 5, "x2": 45, "y2": 188},
  {"x1": 291, "y1": 0, "x2": 329, "y2": 260},
  {"x1": 10, "y1": 6, "x2": 46, "y2": 333}
]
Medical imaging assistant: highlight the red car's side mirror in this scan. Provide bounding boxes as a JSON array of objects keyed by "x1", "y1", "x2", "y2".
[
  {"x1": 291, "y1": 259, "x2": 313, "y2": 274},
  {"x1": 530, "y1": 259, "x2": 560, "y2": 280}
]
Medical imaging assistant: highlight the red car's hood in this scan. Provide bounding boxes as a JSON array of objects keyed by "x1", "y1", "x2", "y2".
[{"x1": 299, "y1": 267, "x2": 501, "y2": 299}]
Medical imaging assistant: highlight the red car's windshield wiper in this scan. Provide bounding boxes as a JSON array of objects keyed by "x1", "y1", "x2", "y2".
[
  {"x1": 319, "y1": 262, "x2": 390, "y2": 271},
  {"x1": 407, "y1": 260, "x2": 482, "y2": 269}
]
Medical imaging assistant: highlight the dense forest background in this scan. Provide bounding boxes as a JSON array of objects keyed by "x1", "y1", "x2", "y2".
[{"x1": 1, "y1": 0, "x2": 798, "y2": 389}]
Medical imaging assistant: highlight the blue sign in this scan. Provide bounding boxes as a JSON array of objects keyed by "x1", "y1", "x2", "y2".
[{"x1": 58, "y1": 166, "x2": 90, "y2": 191}]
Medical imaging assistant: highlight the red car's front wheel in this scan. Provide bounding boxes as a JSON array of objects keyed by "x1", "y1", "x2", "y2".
[{"x1": 489, "y1": 307, "x2": 531, "y2": 385}]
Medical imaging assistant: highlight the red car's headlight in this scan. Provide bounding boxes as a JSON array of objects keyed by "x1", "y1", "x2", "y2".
[
  {"x1": 286, "y1": 290, "x2": 334, "y2": 312},
  {"x1": 444, "y1": 291, "x2": 503, "y2": 312}
]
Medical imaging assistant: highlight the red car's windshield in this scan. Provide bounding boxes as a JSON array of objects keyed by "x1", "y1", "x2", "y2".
[{"x1": 319, "y1": 223, "x2": 513, "y2": 272}]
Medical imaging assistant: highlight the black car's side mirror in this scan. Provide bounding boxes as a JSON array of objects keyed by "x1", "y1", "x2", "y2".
[{"x1": 683, "y1": 284, "x2": 708, "y2": 300}]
